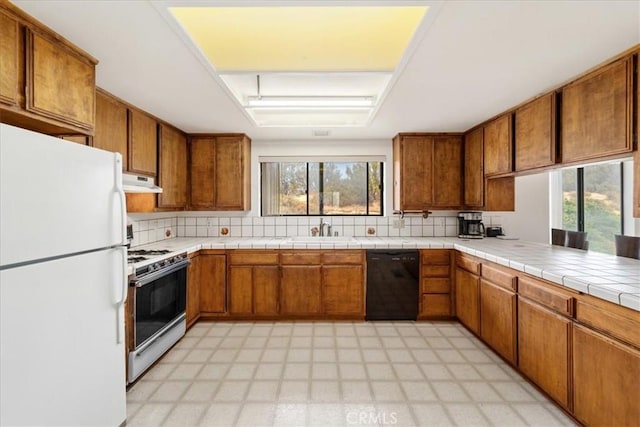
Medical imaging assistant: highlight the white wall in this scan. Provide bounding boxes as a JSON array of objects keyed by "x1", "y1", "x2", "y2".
[{"x1": 485, "y1": 172, "x2": 551, "y2": 244}]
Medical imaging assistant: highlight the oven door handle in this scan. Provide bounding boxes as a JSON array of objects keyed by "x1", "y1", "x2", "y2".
[{"x1": 130, "y1": 259, "x2": 190, "y2": 288}]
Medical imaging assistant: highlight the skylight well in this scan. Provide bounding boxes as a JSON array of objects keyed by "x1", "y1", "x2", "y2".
[{"x1": 170, "y1": 5, "x2": 428, "y2": 127}]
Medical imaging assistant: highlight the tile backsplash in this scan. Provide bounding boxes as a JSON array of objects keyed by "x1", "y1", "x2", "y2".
[
  {"x1": 127, "y1": 213, "x2": 510, "y2": 245},
  {"x1": 127, "y1": 216, "x2": 177, "y2": 247}
]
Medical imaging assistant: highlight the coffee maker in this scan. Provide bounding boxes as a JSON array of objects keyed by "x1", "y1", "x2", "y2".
[{"x1": 458, "y1": 211, "x2": 485, "y2": 239}]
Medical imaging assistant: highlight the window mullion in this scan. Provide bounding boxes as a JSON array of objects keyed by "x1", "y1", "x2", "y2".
[{"x1": 577, "y1": 167, "x2": 584, "y2": 232}]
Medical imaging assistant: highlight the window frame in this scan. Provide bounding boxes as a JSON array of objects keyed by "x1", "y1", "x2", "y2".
[{"x1": 260, "y1": 160, "x2": 384, "y2": 217}]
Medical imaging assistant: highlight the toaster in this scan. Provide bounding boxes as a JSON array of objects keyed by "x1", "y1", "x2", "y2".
[{"x1": 485, "y1": 226, "x2": 504, "y2": 237}]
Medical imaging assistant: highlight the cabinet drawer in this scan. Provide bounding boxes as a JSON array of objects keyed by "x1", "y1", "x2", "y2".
[
  {"x1": 422, "y1": 265, "x2": 450, "y2": 277},
  {"x1": 422, "y1": 278, "x2": 450, "y2": 293},
  {"x1": 518, "y1": 276, "x2": 574, "y2": 317},
  {"x1": 280, "y1": 251, "x2": 322, "y2": 265},
  {"x1": 456, "y1": 254, "x2": 481, "y2": 275},
  {"x1": 421, "y1": 294, "x2": 452, "y2": 317},
  {"x1": 322, "y1": 250, "x2": 363, "y2": 265},
  {"x1": 421, "y1": 249, "x2": 451, "y2": 265},
  {"x1": 482, "y1": 262, "x2": 517, "y2": 291},
  {"x1": 228, "y1": 251, "x2": 279, "y2": 265},
  {"x1": 575, "y1": 299, "x2": 640, "y2": 348}
]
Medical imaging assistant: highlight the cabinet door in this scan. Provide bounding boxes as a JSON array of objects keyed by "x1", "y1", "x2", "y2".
[
  {"x1": 518, "y1": 298, "x2": 570, "y2": 409},
  {"x1": 433, "y1": 136, "x2": 462, "y2": 208},
  {"x1": 127, "y1": 109, "x2": 157, "y2": 176},
  {"x1": 94, "y1": 90, "x2": 128, "y2": 168},
  {"x1": 635, "y1": 148, "x2": 640, "y2": 218},
  {"x1": 635, "y1": 67, "x2": 640, "y2": 218},
  {"x1": 480, "y1": 279, "x2": 517, "y2": 364},
  {"x1": 199, "y1": 254, "x2": 226, "y2": 314},
  {"x1": 0, "y1": 10, "x2": 19, "y2": 106},
  {"x1": 26, "y1": 30, "x2": 95, "y2": 130},
  {"x1": 483, "y1": 114, "x2": 512, "y2": 176},
  {"x1": 455, "y1": 268, "x2": 480, "y2": 334},
  {"x1": 463, "y1": 128, "x2": 484, "y2": 208},
  {"x1": 186, "y1": 255, "x2": 200, "y2": 327},
  {"x1": 562, "y1": 57, "x2": 633, "y2": 163},
  {"x1": 323, "y1": 265, "x2": 364, "y2": 315},
  {"x1": 573, "y1": 324, "x2": 640, "y2": 426},
  {"x1": 484, "y1": 177, "x2": 515, "y2": 212},
  {"x1": 158, "y1": 124, "x2": 187, "y2": 209},
  {"x1": 189, "y1": 137, "x2": 216, "y2": 210},
  {"x1": 281, "y1": 266, "x2": 322, "y2": 315},
  {"x1": 228, "y1": 266, "x2": 253, "y2": 314},
  {"x1": 253, "y1": 266, "x2": 279, "y2": 315},
  {"x1": 396, "y1": 135, "x2": 433, "y2": 210},
  {"x1": 515, "y1": 93, "x2": 556, "y2": 171},
  {"x1": 215, "y1": 136, "x2": 250, "y2": 210},
  {"x1": 420, "y1": 294, "x2": 452, "y2": 317}
]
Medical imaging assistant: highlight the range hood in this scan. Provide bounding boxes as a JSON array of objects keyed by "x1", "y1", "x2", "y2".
[{"x1": 122, "y1": 173, "x2": 163, "y2": 193}]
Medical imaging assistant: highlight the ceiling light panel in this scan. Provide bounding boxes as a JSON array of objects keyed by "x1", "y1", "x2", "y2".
[{"x1": 170, "y1": 6, "x2": 428, "y2": 72}]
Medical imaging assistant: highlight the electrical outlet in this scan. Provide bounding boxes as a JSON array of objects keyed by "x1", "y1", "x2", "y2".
[{"x1": 392, "y1": 219, "x2": 405, "y2": 229}]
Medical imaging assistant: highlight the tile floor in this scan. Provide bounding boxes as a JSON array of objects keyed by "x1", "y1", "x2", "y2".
[{"x1": 126, "y1": 321, "x2": 577, "y2": 427}]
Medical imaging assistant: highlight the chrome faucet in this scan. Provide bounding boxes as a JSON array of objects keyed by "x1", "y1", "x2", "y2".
[{"x1": 319, "y1": 217, "x2": 332, "y2": 237}]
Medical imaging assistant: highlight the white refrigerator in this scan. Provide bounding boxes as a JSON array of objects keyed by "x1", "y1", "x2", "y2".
[{"x1": 0, "y1": 123, "x2": 128, "y2": 426}]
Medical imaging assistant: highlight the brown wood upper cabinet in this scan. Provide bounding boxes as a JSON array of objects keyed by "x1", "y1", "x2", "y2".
[
  {"x1": 93, "y1": 90, "x2": 128, "y2": 168},
  {"x1": 483, "y1": 114, "x2": 513, "y2": 176},
  {"x1": 515, "y1": 93, "x2": 557, "y2": 171},
  {"x1": 561, "y1": 56, "x2": 633, "y2": 163},
  {"x1": 634, "y1": 54, "x2": 640, "y2": 218},
  {"x1": 635, "y1": 149, "x2": 640, "y2": 218},
  {"x1": 0, "y1": 9, "x2": 19, "y2": 107},
  {"x1": 127, "y1": 109, "x2": 157, "y2": 176},
  {"x1": 463, "y1": 127, "x2": 484, "y2": 208},
  {"x1": 0, "y1": 2, "x2": 97, "y2": 135},
  {"x1": 26, "y1": 29, "x2": 95, "y2": 131},
  {"x1": 189, "y1": 134, "x2": 251, "y2": 211},
  {"x1": 393, "y1": 133, "x2": 463, "y2": 211},
  {"x1": 157, "y1": 124, "x2": 187, "y2": 210}
]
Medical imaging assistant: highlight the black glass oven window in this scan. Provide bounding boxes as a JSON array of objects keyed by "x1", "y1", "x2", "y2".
[{"x1": 135, "y1": 267, "x2": 186, "y2": 348}]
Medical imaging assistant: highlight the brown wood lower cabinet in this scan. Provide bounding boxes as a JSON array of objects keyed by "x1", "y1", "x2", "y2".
[
  {"x1": 518, "y1": 297, "x2": 571, "y2": 409},
  {"x1": 455, "y1": 268, "x2": 480, "y2": 334},
  {"x1": 420, "y1": 249, "x2": 453, "y2": 318},
  {"x1": 480, "y1": 279, "x2": 517, "y2": 365},
  {"x1": 281, "y1": 265, "x2": 322, "y2": 315},
  {"x1": 323, "y1": 264, "x2": 363, "y2": 315},
  {"x1": 228, "y1": 265, "x2": 279, "y2": 316},
  {"x1": 186, "y1": 253, "x2": 200, "y2": 328},
  {"x1": 199, "y1": 252, "x2": 226, "y2": 315},
  {"x1": 573, "y1": 324, "x2": 640, "y2": 426}
]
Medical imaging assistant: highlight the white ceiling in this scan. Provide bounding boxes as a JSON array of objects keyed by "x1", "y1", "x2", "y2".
[{"x1": 13, "y1": 0, "x2": 640, "y2": 141}]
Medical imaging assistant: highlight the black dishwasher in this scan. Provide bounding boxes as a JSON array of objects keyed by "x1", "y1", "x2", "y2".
[{"x1": 366, "y1": 250, "x2": 419, "y2": 321}]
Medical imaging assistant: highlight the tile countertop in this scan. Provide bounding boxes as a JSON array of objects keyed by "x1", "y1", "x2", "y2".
[{"x1": 129, "y1": 236, "x2": 640, "y2": 312}]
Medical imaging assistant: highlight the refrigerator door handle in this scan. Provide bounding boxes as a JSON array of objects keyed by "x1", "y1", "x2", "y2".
[
  {"x1": 115, "y1": 247, "x2": 128, "y2": 344},
  {"x1": 114, "y1": 154, "x2": 127, "y2": 246}
]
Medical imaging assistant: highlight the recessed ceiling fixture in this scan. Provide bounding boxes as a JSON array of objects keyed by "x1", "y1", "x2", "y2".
[
  {"x1": 169, "y1": 5, "x2": 429, "y2": 127},
  {"x1": 245, "y1": 96, "x2": 376, "y2": 109}
]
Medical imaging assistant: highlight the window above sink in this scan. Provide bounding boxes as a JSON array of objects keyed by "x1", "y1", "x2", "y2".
[{"x1": 261, "y1": 157, "x2": 384, "y2": 217}]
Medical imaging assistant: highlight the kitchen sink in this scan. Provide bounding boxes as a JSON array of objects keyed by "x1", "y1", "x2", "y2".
[{"x1": 286, "y1": 236, "x2": 356, "y2": 243}]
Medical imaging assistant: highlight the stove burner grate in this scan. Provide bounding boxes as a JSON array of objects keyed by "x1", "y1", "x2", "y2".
[
  {"x1": 128, "y1": 249, "x2": 171, "y2": 256},
  {"x1": 127, "y1": 256, "x2": 148, "y2": 263}
]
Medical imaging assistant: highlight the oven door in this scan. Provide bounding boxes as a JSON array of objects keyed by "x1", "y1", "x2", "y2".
[{"x1": 131, "y1": 260, "x2": 188, "y2": 350}]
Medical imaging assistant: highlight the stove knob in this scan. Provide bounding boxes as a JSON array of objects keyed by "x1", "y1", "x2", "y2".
[{"x1": 154, "y1": 263, "x2": 161, "y2": 271}]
